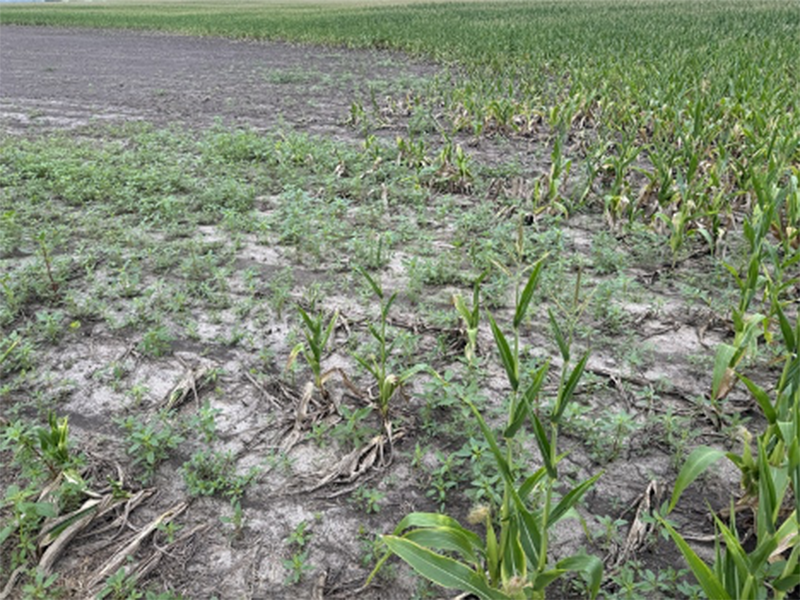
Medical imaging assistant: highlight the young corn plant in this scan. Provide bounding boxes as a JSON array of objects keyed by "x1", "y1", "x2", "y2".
[
  {"x1": 659, "y1": 302, "x2": 800, "y2": 599},
  {"x1": 534, "y1": 128, "x2": 572, "y2": 216},
  {"x1": 453, "y1": 272, "x2": 486, "y2": 369},
  {"x1": 353, "y1": 268, "x2": 428, "y2": 432},
  {"x1": 370, "y1": 257, "x2": 603, "y2": 599},
  {"x1": 287, "y1": 304, "x2": 338, "y2": 399},
  {"x1": 1, "y1": 413, "x2": 83, "y2": 484}
]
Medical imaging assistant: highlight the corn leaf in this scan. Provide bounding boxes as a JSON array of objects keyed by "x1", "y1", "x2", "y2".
[
  {"x1": 548, "y1": 308, "x2": 569, "y2": 363},
  {"x1": 321, "y1": 310, "x2": 338, "y2": 347},
  {"x1": 519, "y1": 502, "x2": 547, "y2": 566},
  {"x1": 737, "y1": 373, "x2": 776, "y2": 424},
  {"x1": 392, "y1": 513, "x2": 483, "y2": 549},
  {"x1": 518, "y1": 467, "x2": 547, "y2": 499},
  {"x1": 668, "y1": 446, "x2": 726, "y2": 513},
  {"x1": 382, "y1": 536, "x2": 506, "y2": 600},
  {"x1": 296, "y1": 305, "x2": 316, "y2": 335},
  {"x1": 530, "y1": 411, "x2": 556, "y2": 479},
  {"x1": 554, "y1": 554, "x2": 604, "y2": 599},
  {"x1": 384, "y1": 291, "x2": 398, "y2": 318},
  {"x1": 357, "y1": 267, "x2": 383, "y2": 299},
  {"x1": 286, "y1": 342, "x2": 305, "y2": 371},
  {"x1": 658, "y1": 516, "x2": 731, "y2": 600},
  {"x1": 487, "y1": 312, "x2": 518, "y2": 391},
  {"x1": 711, "y1": 343, "x2": 736, "y2": 401},
  {"x1": 774, "y1": 574, "x2": 800, "y2": 592},
  {"x1": 505, "y1": 397, "x2": 528, "y2": 440},
  {"x1": 514, "y1": 258, "x2": 545, "y2": 330},
  {"x1": 548, "y1": 472, "x2": 603, "y2": 527},
  {"x1": 453, "y1": 294, "x2": 472, "y2": 324},
  {"x1": 404, "y1": 527, "x2": 483, "y2": 566},
  {"x1": 756, "y1": 439, "x2": 777, "y2": 536},
  {"x1": 774, "y1": 302, "x2": 796, "y2": 351},
  {"x1": 501, "y1": 517, "x2": 526, "y2": 583},
  {"x1": 784, "y1": 352, "x2": 800, "y2": 394},
  {"x1": 504, "y1": 361, "x2": 549, "y2": 439},
  {"x1": 531, "y1": 568, "x2": 566, "y2": 593},
  {"x1": 711, "y1": 513, "x2": 753, "y2": 583},
  {"x1": 552, "y1": 350, "x2": 589, "y2": 423},
  {"x1": 464, "y1": 397, "x2": 543, "y2": 561}
]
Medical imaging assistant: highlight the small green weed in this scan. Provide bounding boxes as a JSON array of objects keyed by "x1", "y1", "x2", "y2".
[
  {"x1": 116, "y1": 411, "x2": 185, "y2": 482},
  {"x1": 180, "y1": 449, "x2": 257, "y2": 500}
]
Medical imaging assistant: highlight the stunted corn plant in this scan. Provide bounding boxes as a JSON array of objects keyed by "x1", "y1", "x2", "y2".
[
  {"x1": 288, "y1": 303, "x2": 338, "y2": 399},
  {"x1": 353, "y1": 268, "x2": 429, "y2": 430},
  {"x1": 453, "y1": 272, "x2": 486, "y2": 369}
]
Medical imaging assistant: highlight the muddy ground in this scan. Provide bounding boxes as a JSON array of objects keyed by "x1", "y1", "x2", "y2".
[{"x1": 0, "y1": 26, "x2": 755, "y2": 600}]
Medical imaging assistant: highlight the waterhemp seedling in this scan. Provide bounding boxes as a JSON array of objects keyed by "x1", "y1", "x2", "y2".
[{"x1": 283, "y1": 520, "x2": 315, "y2": 585}]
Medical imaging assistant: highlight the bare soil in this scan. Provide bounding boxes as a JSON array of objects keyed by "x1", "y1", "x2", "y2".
[{"x1": 0, "y1": 25, "x2": 438, "y2": 136}]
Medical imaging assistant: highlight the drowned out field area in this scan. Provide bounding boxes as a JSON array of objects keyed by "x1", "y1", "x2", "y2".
[{"x1": 1, "y1": 1, "x2": 799, "y2": 599}]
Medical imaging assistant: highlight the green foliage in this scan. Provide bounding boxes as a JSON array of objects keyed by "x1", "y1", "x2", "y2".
[
  {"x1": 97, "y1": 567, "x2": 141, "y2": 600},
  {"x1": 4, "y1": 0, "x2": 797, "y2": 248},
  {"x1": 288, "y1": 303, "x2": 338, "y2": 398},
  {"x1": 662, "y1": 302, "x2": 800, "y2": 599},
  {"x1": 283, "y1": 520, "x2": 315, "y2": 585},
  {"x1": 0, "y1": 484, "x2": 58, "y2": 571},
  {"x1": 331, "y1": 405, "x2": 376, "y2": 451},
  {"x1": 1, "y1": 413, "x2": 84, "y2": 484},
  {"x1": 353, "y1": 487, "x2": 386, "y2": 514},
  {"x1": 353, "y1": 268, "x2": 430, "y2": 427},
  {"x1": 0, "y1": 332, "x2": 33, "y2": 377},
  {"x1": 453, "y1": 272, "x2": 486, "y2": 368},
  {"x1": 116, "y1": 411, "x2": 185, "y2": 482},
  {"x1": 372, "y1": 258, "x2": 603, "y2": 599},
  {"x1": 1, "y1": 1, "x2": 799, "y2": 595},
  {"x1": 137, "y1": 325, "x2": 174, "y2": 358},
  {"x1": 21, "y1": 569, "x2": 62, "y2": 600},
  {"x1": 180, "y1": 449, "x2": 257, "y2": 500}
]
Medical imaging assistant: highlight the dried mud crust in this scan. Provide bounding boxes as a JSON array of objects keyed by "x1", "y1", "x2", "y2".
[{"x1": 0, "y1": 25, "x2": 439, "y2": 135}]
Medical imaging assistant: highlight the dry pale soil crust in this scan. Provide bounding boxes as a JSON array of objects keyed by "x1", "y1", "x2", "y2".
[{"x1": 0, "y1": 25, "x2": 749, "y2": 600}]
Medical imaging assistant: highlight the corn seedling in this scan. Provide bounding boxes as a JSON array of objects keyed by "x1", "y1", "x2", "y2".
[
  {"x1": 289, "y1": 304, "x2": 338, "y2": 397},
  {"x1": 423, "y1": 140, "x2": 473, "y2": 193},
  {"x1": 453, "y1": 272, "x2": 486, "y2": 368},
  {"x1": 535, "y1": 128, "x2": 572, "y2": 215},
  {"x1": 36, "y1": 231, "x2": 60, "y2": 295},
  {"x1": 287, "y1": 303, "x2": 338, "y2": 400},
  {"x1": 353, "y1": 268, "x2": 429, "y2": 432},
  {"x1": 1, "y1": 413, "x2": 83, "y2": 484}
]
